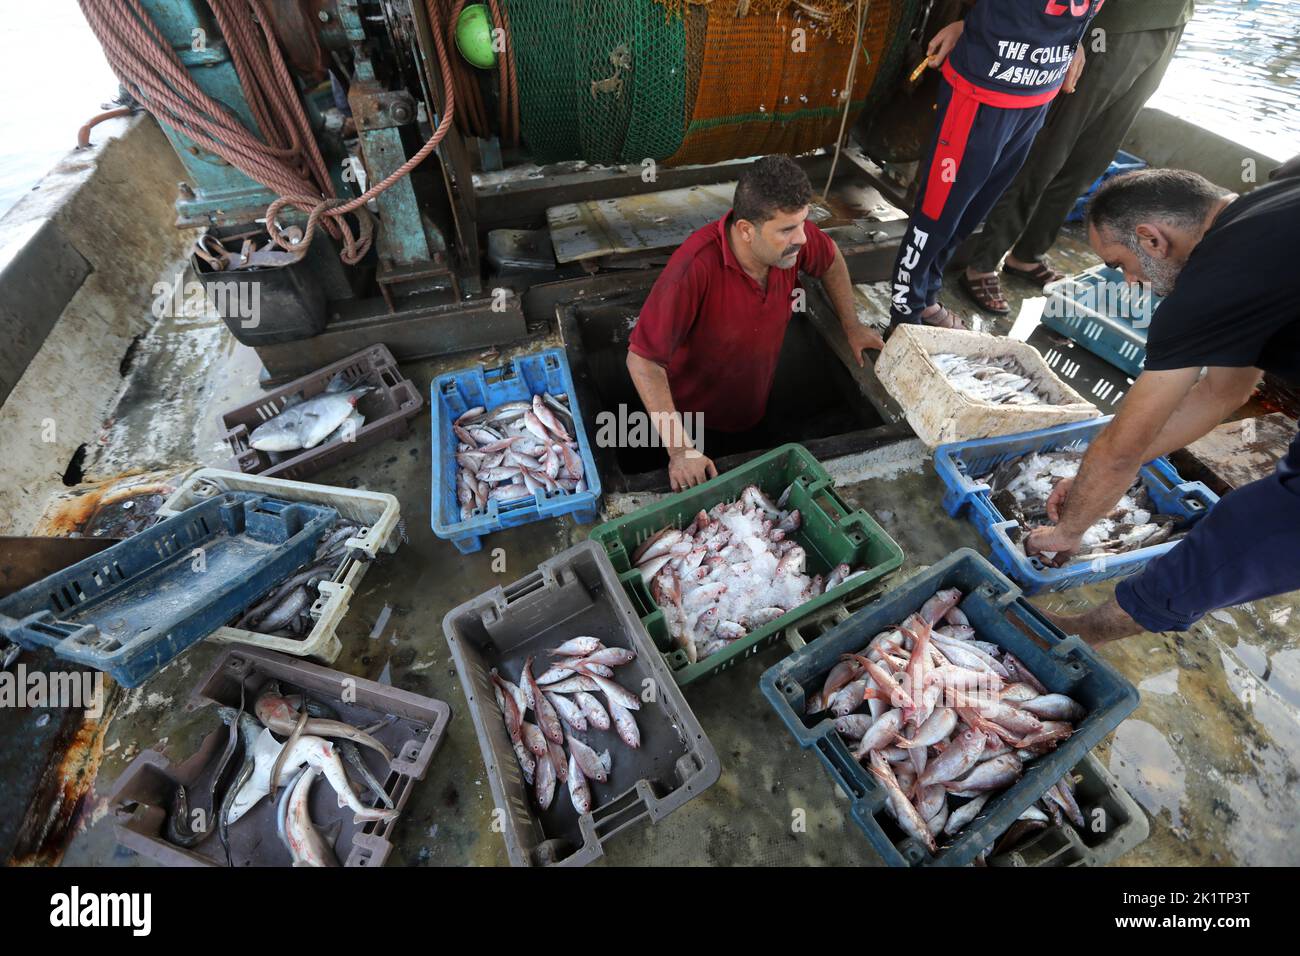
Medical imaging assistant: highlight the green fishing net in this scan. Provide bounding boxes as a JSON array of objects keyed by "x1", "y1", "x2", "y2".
[{"x1": 503, "y1": 0, "x2": 687, "y2": 164}]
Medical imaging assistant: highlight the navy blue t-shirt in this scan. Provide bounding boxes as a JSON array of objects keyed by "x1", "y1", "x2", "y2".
[
  {"x1": 948, "y1": 0, "x2": 1106, "y2": 101},
  {"x1": 1143, "y1": 177, "x2": 1300, "y2": 385}
]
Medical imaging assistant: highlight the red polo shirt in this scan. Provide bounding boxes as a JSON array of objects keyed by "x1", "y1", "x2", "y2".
[{"x1": 629, "y1": 212, "x2": 836, "y2": 433}]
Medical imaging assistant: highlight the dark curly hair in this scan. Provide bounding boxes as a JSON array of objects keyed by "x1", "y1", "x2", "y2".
[{"x1": 733, "y1": 155, "x2": 813, "y2": 225}]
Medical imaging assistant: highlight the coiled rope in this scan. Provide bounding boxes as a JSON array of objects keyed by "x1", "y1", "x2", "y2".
[{"x1": 80, "y1": 0, "x2": 458, "y2": 264}]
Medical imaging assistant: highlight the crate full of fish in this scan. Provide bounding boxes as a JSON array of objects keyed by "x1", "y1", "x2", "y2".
[
  {"x1": 934, "y1": 417, "x2": 1218, "y2": 594},
  {"x1": 156, "y1": 469, "x2": 403, "y2": 663},
  {"x1": 0, "y1": 493, "x2": 337, "y2": 687},
  {"x1": 443, "y1": 541, "x2": 720, "y2": 866},
  {"x1": 222, "y1": 344, "x2": 424, "y2": 482},
  {"x1": 987, "y1": 751, "x2": 1149, "y2": 867},
  {"x1": 431, "y1": 348, "x2": 601, "y2": 554},
  {"x1": 589, "y1": 443, "x2": 903, "y2": 688},
  {"x1": 1041, "y1": 265, "x2": 1161, "y2": 378},
  {"x1": 108, "y1": 646, "x2": 450, "y2": 867},
  {"x1": 874, "y1": 325, "x2": 1100, "y2": 447},
  {"x1": 759, "y1": 549, "x2": 1139, "y2": 867}
]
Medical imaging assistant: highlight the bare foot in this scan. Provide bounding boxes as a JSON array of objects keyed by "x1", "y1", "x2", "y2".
[{"x1": 1042, "y1": 600, "x2": 1145, "y2": 647}]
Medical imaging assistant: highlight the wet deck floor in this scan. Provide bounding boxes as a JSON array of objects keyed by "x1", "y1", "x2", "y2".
[{"x1": 49, "y1": 224, "x2": 1300, "y2": 867}]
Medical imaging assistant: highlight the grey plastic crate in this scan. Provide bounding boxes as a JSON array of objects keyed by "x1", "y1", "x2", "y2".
[
  {"x1": 443, "y1": 540, "x2": 720, "y2": 866},
  {"x1": 988, "y1": 751, "x2": 1149, "y2": 867},
  {"x1": 108, "y1": 646, "x2": 450, "y2": 867}
]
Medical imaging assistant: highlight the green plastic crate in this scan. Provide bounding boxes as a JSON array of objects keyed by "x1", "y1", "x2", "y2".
[{"x1": 588, "y1": 444, "x2": 904, "y2": 687}]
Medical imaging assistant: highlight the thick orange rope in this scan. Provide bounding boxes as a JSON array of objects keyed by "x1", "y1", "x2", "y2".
[{"x1": 80, "y1": 0, "x2": 458, "y2": 264}]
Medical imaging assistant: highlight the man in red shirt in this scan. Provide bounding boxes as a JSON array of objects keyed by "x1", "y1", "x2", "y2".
[{"x1": 627, "y1": 156, "x2": 883, "y2": 491}]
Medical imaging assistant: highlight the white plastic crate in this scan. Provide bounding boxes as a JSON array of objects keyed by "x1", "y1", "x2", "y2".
[
  {"x1": 157, "y1": 468, "x2": 401, "y2": 662},
  {"x1": 875, "y1": 325, "x2": 1100, "y2": 448}
]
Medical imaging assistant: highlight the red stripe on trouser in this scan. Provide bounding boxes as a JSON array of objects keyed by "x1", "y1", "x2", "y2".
[
  {"x1": 941, "y1": 59, "x2": 1062, "y2": 109},
  {"x1": 920, "y1": 86, "x2": 980, "y2": 221}
]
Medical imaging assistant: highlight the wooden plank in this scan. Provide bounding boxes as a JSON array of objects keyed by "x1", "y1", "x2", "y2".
[
  {"x1": 1171, "y1": 412, "x2": 1297, "y2": 496},
  {"x1": 548, "y1": 183, "x2": 737, "y2": 263}
]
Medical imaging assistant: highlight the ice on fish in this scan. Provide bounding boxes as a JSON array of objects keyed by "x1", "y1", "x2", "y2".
[
  {"x1": 637, "y1": 486, "x2": 869, "y2": 664},
  {"x1": 930, "y1": 353, "x2": 1052, "y2": 406},
  {"x1": 986, "y1": 450, "x2": 1175, "y2": 560}
]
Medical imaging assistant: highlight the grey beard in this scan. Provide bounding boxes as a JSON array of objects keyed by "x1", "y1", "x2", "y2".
[{"x1": 1135, "y1": 245, "x2": 1182, "y2": 298}]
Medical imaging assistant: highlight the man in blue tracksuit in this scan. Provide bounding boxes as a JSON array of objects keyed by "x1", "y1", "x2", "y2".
[{"x1": 889, "y1": 0, "x2": 1107, "y2": 329}]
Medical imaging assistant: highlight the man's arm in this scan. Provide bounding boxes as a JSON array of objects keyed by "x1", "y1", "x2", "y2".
[
  {"x1": 626, "y1": 351, "x2": 717, "y2": 492},
  {"x1": 820, "y1": 246, "x2": 885, "y2": 365},
  {"x1": 1026, "y1": 367, "x2": 1200, "y2": 561},
  {"x1": 1137, "y1": 366, "x2": 1261, "y2": 462}
]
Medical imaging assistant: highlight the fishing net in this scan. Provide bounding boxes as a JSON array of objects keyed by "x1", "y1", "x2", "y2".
[
  {"x1": 501, "y1": 0, "x2": 580, "y2": 162},
  {"x1": 502, "y1": 0, "x2": 687, "y2": 164},
  {"x1": 504, "y1": 0, "x2": 918, "y2": 166},
  {"x1": 857, "y1": 0, "x2": 923, "y2": 116},
  {"x1": 665, "y1": 0, "x2": 908, "y2": 167},
  {"x1": 653, "y1": 0, "x2": 872, "y2": 42}
]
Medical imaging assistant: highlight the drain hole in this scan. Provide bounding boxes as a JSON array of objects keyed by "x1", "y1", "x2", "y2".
[
  {"x1": 62, "y1": 444, "x2": 88, "y2": 486},
  {"x1": 119, "y1": 332, "x2": 145, "y2": 377}
]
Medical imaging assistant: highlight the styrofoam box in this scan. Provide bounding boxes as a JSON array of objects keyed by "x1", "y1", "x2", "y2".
[{"x1": 875, "y1": 325, "x2": 1100, "y2": 448}]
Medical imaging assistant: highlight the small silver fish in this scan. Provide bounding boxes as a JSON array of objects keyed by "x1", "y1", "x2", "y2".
[{"x1": 567, "y1": 751, "x2": 592, "y2": 814}]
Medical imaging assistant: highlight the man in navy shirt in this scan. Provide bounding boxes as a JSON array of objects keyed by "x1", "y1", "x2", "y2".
[
  {"x1": 888, "y1": 0, "x2": 1105, "y2": 329},
  {"x1": 1027, "y1": 167, "x2": 1300, "y2": 644}
]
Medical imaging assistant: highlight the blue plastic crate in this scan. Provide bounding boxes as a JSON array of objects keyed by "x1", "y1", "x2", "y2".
[
  {"x1": 934, "y1": 417, "x2": 1218, "y2": 594},
  {"x1": 431, "y1": 348, "x2": 602, "y2": 553},
  {"x1": 1042, "y1": 265, "x2": 1161, "y2": 377},
  {"x1": 0, "y1": 493, "x2": 337, "y2": 687},
  {"x1": 1066, "y1": 149, "x2": 1146, "y2": 223},
  {"x1": 759, "y1": 549, "x2": 1139, "y2": 867}
]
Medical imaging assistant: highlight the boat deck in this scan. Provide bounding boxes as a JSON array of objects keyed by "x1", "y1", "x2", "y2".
[{"x1": 3, "y1": 219, "x2": 1278, "y2": 868}]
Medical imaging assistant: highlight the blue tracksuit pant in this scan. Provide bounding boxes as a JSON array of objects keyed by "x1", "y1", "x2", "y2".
[
  {"x1": 890, "y1": 77, "x2": 1052, "y2": 325},
  {"x1": 1117, "y1": 429, "x2": 1300, "y2": 632}
]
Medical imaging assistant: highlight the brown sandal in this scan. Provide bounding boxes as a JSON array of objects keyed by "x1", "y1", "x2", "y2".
[
  {"x1": 959, "y1": 272, "x2": 1010, "y2": 315},
  {"x1": 1002, "y1": 259, "x2": 1065, "y2": 288},
  {"x1": 921, "y1": 303, "x2": 967, "y2": 329}
]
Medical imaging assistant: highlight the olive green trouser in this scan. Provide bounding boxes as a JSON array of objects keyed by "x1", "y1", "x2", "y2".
[{"x1": 966, "y1": 25, "x2": 1186, "y2": 274}]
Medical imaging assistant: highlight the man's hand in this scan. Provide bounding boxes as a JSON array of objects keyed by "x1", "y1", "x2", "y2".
[
  {"x1": 1046, "y1": 477, "x2": 1073, "y2": 522},
  {"x1": 927, "y1": 21, "x2": 964, "y2": 66},
  {"x1": 669, "y1": 448, "x2": 717, "y2": 492},
  {"x1": 1063, "y1": 43, "x2": 1086, "y2": 93},
  {"x1": 1024, "y1": 525, "x2": 1083, "y2": 568},
  {"x1": 843, "y1": 321, "x2": 886, "y2": 367}
]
